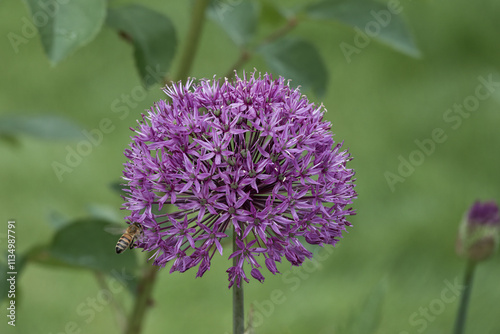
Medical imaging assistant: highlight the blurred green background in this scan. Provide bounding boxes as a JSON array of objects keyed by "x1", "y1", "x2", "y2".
[{"x1": 1, "y1": 0, "x2": 500, "y2": 333}]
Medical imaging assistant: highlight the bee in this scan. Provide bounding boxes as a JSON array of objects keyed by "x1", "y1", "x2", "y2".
[{"x1": 115, "y1": 222, "x2": 143, "y2": 254}]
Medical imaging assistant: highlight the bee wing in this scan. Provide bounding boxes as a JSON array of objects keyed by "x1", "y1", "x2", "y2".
[{"x1": 104, "y1": 225, "x2": 126, "y2": 235}]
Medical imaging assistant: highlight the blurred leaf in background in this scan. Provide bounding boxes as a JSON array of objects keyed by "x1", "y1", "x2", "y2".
[
  {"x1": 48, "y1": 219, "x2": 138, "y2": 274},
  {"x1": 23, "y1": 0, "x2": 106, "y2": 64},
  {"x1": 1, "y1": 219, "x2": 139, "y2": 303},
  {"x1": 257, "y1": 37, "x2": 328, "y2": 97},
  {"x1": 207, "y1": 0, "x2": 259, "y2": 47},
  {"x1": 306, "y1": 0, "x2": 420, "y2": 59},
  {"x1": 0, "y1": 114, "x2": 84, "y2": 142},
  {"x1": 106, "y1": 5, "x2": 178, "y2": 87}
]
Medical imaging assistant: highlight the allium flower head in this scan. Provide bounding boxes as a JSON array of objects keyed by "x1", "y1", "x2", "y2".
[
  {"x1": 456, "y1": 201, "x2": 500, "y2": 262},
  {"x1": 122, "y1": 71, "x2": 357, "y2": 287}
]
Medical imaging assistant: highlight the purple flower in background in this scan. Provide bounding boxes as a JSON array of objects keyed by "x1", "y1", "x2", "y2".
[
  {"x1": 467, "y1": 201, "x2": 500, "y2": 226},
  {"x1": 122, "y1": 71, "x2": 357, "y2": 287},
  {"x1": 456, "y1": 201, "x2": 500, "y2": 262}
]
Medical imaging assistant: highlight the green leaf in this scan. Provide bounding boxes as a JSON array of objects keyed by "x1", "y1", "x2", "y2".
[
  {"x1": 306, "y1": 0, "x2": 420, "y2": 58},
  {"x1": 24, "y1": 0, "x2": 106, "y2": 64},
  {"x1": 47, "y1": 211, "x2": 70, "y2": 230},
  {"x1": 343, "y1": 279, "x2": 387, "y2": 333},
  {"x1": 207, "y1": 0, "x2": 259, "y2": 46},
  {"x1": 259, "y1": 0, "x2": 287, "y2": 27},
  {"x1": 1, "y1": 226, "x2": 140, "y2": 303},
  {"x1": 0, "y1": 134, "x2": 21, "y2": 147},
  {"x1": 257, "y1": 37, "x2": 328, "y2": 97},
  {"x1": 86, "y1": 203, "x2": 121, "y2": 223},
  {"x1": 106, "y1": 5, "x2": 177, "y2": 87},
  {"x1": 48, "y1": 219, "x2": 138, "y2": 275},
  {"x1": 0, "y1": 114, "x2": 83, "y2": 140},
  {"x1": 110, "y1": 180, "x2": 127, "y2": 198},
  {"x1": 26, "y1": 245, "x2": 74, "y2": 268}
]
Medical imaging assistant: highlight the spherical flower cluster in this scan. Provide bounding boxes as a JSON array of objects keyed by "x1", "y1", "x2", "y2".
[{"x1": 122, "y1": 72, "x2": 356, "y2": 287}]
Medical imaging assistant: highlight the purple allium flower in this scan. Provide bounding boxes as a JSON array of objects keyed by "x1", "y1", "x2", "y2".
[
  {"x1": 467, "y1": 201, "x2": 500, "y2": 226},
  {"x1": 456, "y1": 201, "x2": 500, "y2": 262},
  {"x1": 122, "y1": 71, "x2": 357, "y2": 287}
]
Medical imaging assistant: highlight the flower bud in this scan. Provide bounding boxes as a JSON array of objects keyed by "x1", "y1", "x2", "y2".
[{"x1": 456, "y1": 201, "x2": 500, "y2": 262}]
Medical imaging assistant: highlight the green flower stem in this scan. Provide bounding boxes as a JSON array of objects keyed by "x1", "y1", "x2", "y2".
[
  {"x1": 452, "y1": 261, "x2": 477, "y2": 334},
  {"x1": 174, "y1": 0, "x2": 210, "y2": 82},
  {"x1": 124, "y1": 265, "x2": 159, "y2": 334},
  {"x1": 233, "y1": 231, "x2": 245, "y2": 334}
]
